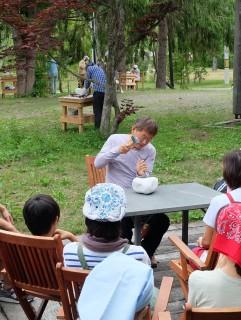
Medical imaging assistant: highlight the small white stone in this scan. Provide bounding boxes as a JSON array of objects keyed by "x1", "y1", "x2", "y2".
[{"x1": 132, "y1": 177, "x2": 158, "y2": 194}]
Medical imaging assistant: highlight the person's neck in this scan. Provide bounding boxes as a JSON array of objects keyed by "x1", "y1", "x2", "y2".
[{"x1": 221, "y1": 258, "x2": 241, "y2": 279}]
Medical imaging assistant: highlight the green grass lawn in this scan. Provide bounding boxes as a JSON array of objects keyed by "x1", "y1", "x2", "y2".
[{"x1": 0, "y1": 80, "x2": 240, "y2": 235}]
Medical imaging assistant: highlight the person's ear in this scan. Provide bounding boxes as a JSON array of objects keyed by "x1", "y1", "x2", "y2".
[
  {"x1": 131, "y1": 125, "x2": 136, "y2": 134},
  {"x1": 53, "y1": 216, "x2": 59, "y2": 226}
]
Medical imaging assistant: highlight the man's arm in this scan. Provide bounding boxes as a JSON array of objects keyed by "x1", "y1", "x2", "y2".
[
  {"x1": 136, "y1": 146, "x2": 156, "y2": 178},
  {"x1": 54, "y1": 229, "x2": 79, "y2": 242},
  {"x1": 94, "y1": 135, "x2": 122, "y2": 169},
  {"x1": 85, "y1": 69, "x2": 91, "y2": 89},
  {"x1": 0, "y1": 203, "x2": 13, "y2": 224},
  {"x1": 0, "y1": 218, "x2": 18, "y2": 232}
]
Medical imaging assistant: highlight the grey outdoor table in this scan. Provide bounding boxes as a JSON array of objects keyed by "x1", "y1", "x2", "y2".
[{"x1": 124, "y1": 182, "x2": 221, "y2": 245}]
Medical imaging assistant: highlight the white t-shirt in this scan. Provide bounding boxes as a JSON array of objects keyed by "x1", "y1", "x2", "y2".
[
  {"x1": 188, "y1": 268, "x2": 241, "y2": 308},
  {"x1": 203, "y1": 188, "x2": 241, "y2": 228}
]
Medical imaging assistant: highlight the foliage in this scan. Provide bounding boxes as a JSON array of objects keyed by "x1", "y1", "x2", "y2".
[
  {"x1": 116, "y1": 99, "x2": 145, "y2": 124},
  {"x1": 31, "y1": 67, "x2": 49, "y2": 97},
  {"x1": 192, "y1": 66, "x2": 208, "y2": 83}
]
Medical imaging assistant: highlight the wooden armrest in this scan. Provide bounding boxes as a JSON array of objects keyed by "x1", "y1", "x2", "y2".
[
  {"x1": 152, "y1": 276, "x2": 173, "y2": 320},
  {"x1": 158, "y1": 311, "x2": 171, "y2": 320},
  {"x1": 56, "y1": 306, "x2": 65, "y2": 319},
  {"x1": 168, "y1": 234, "x2": 206, "y2": 269}
]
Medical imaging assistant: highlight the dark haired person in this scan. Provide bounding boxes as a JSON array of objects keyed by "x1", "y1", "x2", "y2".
[
  {"x1": 63, "y1": 183, "x2": 150, "y2": 269},
  {"x1": 192, "y1": 150, "x2": 241, "y2": 262},
  {"x1": 94, "y1": 116, "x2": 170, "y2": 267},
  {"x1": 23, "y1": 194, "x2": 78, "y2": 240},
  {"x1": 187, "y1": 202, "x2": 241, "y2": 308},
  {"x1": 85, "y1": 62, "x2": 106, "y2": 129}
]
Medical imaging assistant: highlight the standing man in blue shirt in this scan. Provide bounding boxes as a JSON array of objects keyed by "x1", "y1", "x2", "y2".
[
  {"x1": 46, "y1": 58, "x2": 58, "y2": 94},
  {"x1": 85, "y1": 62, "x2": 106, "y2": 129}
]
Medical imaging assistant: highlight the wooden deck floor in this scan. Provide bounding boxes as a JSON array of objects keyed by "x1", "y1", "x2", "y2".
[{"x1": 154, "y1": 220, "x2": 205, "y2": 320}]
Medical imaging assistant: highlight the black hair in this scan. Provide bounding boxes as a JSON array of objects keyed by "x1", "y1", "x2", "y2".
[
  {"x1": 223, "y1": 150, "x2": 241, "y2": 190},
  {"x1": 23, "y1": 194, "x2": 60, "y2": 236},
  {"x1": 235, "y1": 263, "x2": 241, "y2": 276},
  {"x1": 85, "y1": 217, "x2": 121, "y2": 241}
]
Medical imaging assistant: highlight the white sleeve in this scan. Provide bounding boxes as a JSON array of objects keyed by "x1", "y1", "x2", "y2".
[
  {"x1": 94, "y1": 135, "x2": 121, "y2": 169},
  {"x1": 203, "y1": 194, "x2": 230, "y2": 228}
]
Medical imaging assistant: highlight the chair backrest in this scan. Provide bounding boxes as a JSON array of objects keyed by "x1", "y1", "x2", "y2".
[
  {"x1": 85, "y1": 154, "x2": 106, "y2": 188},
  {"x1": 0, "y1": 229, "x2": 63, "y2": 318},
  {"x1": 181, "y1": 303, "x2": 241, "y2": 320},
  {"x1": 56, "y1": 262, "x2": 91, "y2": 320},
  {"x1": 202, "y1": 231, "x2": 219, "y2": 270}
]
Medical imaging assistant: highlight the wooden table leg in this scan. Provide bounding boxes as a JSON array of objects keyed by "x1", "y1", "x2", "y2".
[
  {"x1": 77, "y1": 106, "x2": 84, "y2": 132},
  {"x1": 134, "y1": 216, "x2": 142, "y2": 245},
  {"x1": 182, "y1": 210, "x2": 189, "y2": 244},
  {"x1": 62, "y1": 106, "x2": 67, "y2": 131}
]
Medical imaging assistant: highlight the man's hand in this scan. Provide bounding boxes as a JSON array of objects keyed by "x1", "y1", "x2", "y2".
[
  {"x1": 136, "y1": 159, "x2": 148, "y2": 176},
  {"x1": 119, "y1": 144, "x2": 132, "y2": 154},
  {"x1": 0, "y1": 205, "x2": 14, "y2": 224}
]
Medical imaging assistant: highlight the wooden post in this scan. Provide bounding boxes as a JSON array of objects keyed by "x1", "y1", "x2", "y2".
[{"x1": 224, "y1": 46, "x2": 229, "y2": 85}]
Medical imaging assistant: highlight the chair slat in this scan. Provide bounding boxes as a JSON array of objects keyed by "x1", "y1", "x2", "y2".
[{"x1": 85, "y1": 155, "x2": 106, "y2": 188}]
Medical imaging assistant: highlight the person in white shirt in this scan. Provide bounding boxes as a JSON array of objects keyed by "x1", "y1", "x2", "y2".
[
  {"x1": 130, "y1": 64, "x2": 140, "y2": 81},
  {"x1": 192, "y1": 150, "x2": 241, "y2": 263},
  {"x1": 188, "y1": 200, "x2": 241, "y2": 308}
]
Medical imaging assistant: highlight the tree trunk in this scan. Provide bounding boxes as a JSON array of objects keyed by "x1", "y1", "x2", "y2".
[
  {"x1": 212, "y1": 56, "x2": 217, "y2": 71},
  {"x1": 156, "y1": 18, "x2": 167, "y2": 89},
  {"x1": 13, "y1": 28, "x2": 36, "y2": 95},
  {"x1": 233, "y1": 0, "x2": 241, "y2": 118},
  {"x1": 100, "y1": 0, "x2": 125, "y2": 136},
  {"x1": 167, "y1": 18, "x2": 174, "y2": 89}
]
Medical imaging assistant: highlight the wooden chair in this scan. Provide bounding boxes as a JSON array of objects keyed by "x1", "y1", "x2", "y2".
[
  {"x1": 56, "y1": 262, "x2": 90, "y2": 320},
  {"x1": 85, "y1": 154, "x2": 106, "y2": 188},
  {"x1": 179, "y1": 303, "x2": 241, "y2": 320},
  {"x1": 168, "y1": 232, "x2": 219, "y2": 300},
  {"x1": 56, "y1": 262, "x2": 173, "y2": 320},
  {"x1": 0, "y1": 230, "x2": 63, "y2": 320}
]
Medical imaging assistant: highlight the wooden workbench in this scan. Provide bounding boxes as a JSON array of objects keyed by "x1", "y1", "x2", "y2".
[
  {"x1": 1, "y1": 75, "x2": 17, "y2": 98},
  {"x1": 58, "y1": 95, "x2": 94, "y2": 133},
  {"x1": 119, "y1": 73, "x2": 136, "y2": 90}
]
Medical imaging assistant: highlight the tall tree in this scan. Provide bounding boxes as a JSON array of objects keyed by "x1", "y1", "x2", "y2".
[
  {"x1": 94, "y1": 0, "x2": 177, "y2": 136},
  {"x1": 0, "y1": 0, "x2": 91, "y2": 95},
  {"x1": 156, "y1": 0, "x2": 235, "y2": 88},
  {"x1": 233, "y1": 0, "x2": 241, "y2": 118},
  {"x1": 156, "y1": 18, "x2": 167, "y2": 88}
]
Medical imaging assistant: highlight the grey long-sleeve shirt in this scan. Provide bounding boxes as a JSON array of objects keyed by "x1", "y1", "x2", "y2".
[{"x1": 94, "y1": 134, "x2": 156, "y2": 189}]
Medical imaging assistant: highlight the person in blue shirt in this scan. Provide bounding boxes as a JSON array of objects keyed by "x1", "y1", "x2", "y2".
[
  {"x1": 85, "y1": 62, "x2": 106, "y2": 128},
  {"x1": 46, "y1": 58, "x2": 58, "y2": 94}
]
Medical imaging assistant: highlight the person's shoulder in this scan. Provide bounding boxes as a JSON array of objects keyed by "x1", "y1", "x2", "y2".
[
  {"x1": 211, "y1": 192, "x2": 230, "y2": 205},
  {"x1": 189, "y1": 269, "x2": 215, "y2": 283},
  {"x1": 63, "y1": 241, "x2": 79, "y2": 252},
  {"x1": 109, "y1": 134, "x2": 126, "y2": 141},
  {"x1": 144, "y1": 143, "x2": 156, "y2": 153}
]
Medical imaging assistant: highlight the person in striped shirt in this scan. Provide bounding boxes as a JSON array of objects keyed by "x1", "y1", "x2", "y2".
[
  {"x1": 85, "y1": 62, "x2": 106, "y2": 129},
  {"x1": 63, "y1": 183, "x2": 150, "y2": 269}
]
